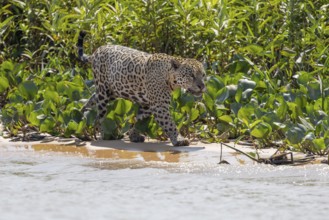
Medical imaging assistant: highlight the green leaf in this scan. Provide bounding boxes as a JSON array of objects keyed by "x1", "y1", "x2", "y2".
[
  {"x1": 216, "y1": 87, "x2": 229, "y2": 103},
  {"x1": 0, "y1": 16, "x2": 14, "y2": 31},
  {"x1": 114, "y1": 99, "x2": 132, "y2": 116},
  {"x1": 18, "y1": 81, "x2": 38, "y2": 100},
  {"x1": 219, "y1": 115, "x2": 233, "y2": 124},
  {"x1": 190, "y1": 108, "x2": 200, "y2": 121},
  {"x1": 312, "y1": 138, "x2": 326, "y2": 150},
  {"x1": 228, "y1": 54, "x2": 251, "y2": 74},
  {"x1": 243, "y1": 44, "x2": 264, "y2": 55},
  {"x1": 27, "y1": 110, "x2": 43, "y2": 126},
  {"x1": 37, "y1": 114, "x2": 47, "y2": 120},
  {"x1": 235, "y1": 87, "x2": 242, "y2": 103},
  {"x1": 172, "y1": 88, "x2": 182, "y2": 100},
  {"x1": 67, "y1": 120, "x2": 78, "y2": 131},
  {"x1": 44, "y1": 90, "x2": 60, "y2": 104},
  {"x1": 238, "y1": 79, "x2": 256, "y2": 91},
  {"x1": 85, "y1": 109, "x2": 97, "y2": 127},
  {"x1": 206, "y1": 76, "x2": 224, "y2": 99},
  {"x1": 40, "y1": 117, "x2": 55, "y2": 133},
  {"x1": 226, "y1": 85, "x2": 238, "y2": 97},
  {"x1": 281, "y1": 48, "x2": 296, "y2": 57},
  {"x1": 56, "y1": 81, "x2": 83, "y2": 101},
  {"x1": 241, "y1": 88, "x2": 253, "y2": 101},
  {"x1": 0, "y1": 76, "x2": 9, "y2": 93},
  {"x1": 251, "y1": 122, "x2": 272, "y2": 139},
  {"x1": 237, "y1": 104, "x2": 255, "y2": 126},
  {"x1": 299, "y1": 117, "x2": 315, "y2": 131},
  {"x1": 286, "y1": 126, "x2": 306, "y2": 145},
  {"x1": 70, "y1": 109, "x2": 83, "y2": 123},
  {"x1": 276, "y1": 96, "x2": 288, "y2": 121},
  {"x1": 203, "y1": 93, "x2": 214, "y2": 111},
  {"x1": 308, "y1": 81, "x2": 321, "y2": 101}
]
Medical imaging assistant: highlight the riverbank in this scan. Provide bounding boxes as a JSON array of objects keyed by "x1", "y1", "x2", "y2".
[{"x1": 0, "y1": 134, "x2": 325, "y2": 166}]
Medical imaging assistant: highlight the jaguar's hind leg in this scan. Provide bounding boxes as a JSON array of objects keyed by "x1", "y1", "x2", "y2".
[
  {"x1": 128, "y1": 106, "x2": 152, "y2": 143},
  {"x1": 94, "y1": 89, "x2": 115, "y2": 140},
  {"x1": 82, "y1": 88, "x2": 115, "y2": 140}
]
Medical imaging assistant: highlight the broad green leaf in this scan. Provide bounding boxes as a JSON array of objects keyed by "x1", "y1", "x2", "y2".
[
  {"x1": 0, "y1": 16, "x2": 14, "y2": 30},
  {"x1": 226, "y1": 85, "x2": 237, "y2": 97},
  {"x1": 241, "y1": 88, "x2": 253, "y2": 101},
  {"x1": 0, "y1": 60, "x2": 14, "y2": 71},
  {"x1": 85, "y1": 109, "x2": 97, "y2": 127},
  {"x1": 286, "y1": 126, "x2": 306, "y2": 145},
  {"x1": 273, "y1": 122, "x2": 286, "y2": 129},
  {"x1": 27, "y1": 110, "x2": 43, "y2": 126},
  {"x1": 102, "y1": 118, "x2": 119, "y2": 140},
  {"x1": 299, "y1": 117, "x2": 315, "y2": 131},
  {"x1": 230, "y1": 102, "x2": 242, "y2": 116},
  {"x1": 276, "y1": 96, "x2": 288, "y2": 120},
  {"x1": 70, "y1": 109, "x2": 83, "y2": 123},
  {"x1": 203, "y1": 93, "x2": 214, "y2": 111},
  {"x1": 67, "y1": 120, "x2": 78, "y2": 131},
  {"x1": 304, "y1": 132, "x2": 315, "y2": 141},
  {"x1": 219, "y1": 115, "x2": 233, "y2": 124},
  {"x1": 312, "y1": 138, "x2": 326, "y2": 150},
  {"x1": 235, "y1": 87, "x2": 242, "y2": 103},
  {"x1": 251, "y1": 122, "x2": 272, "y2": 139},
  {"x1": 216, "y1": 87, "x2": 229, "y2": 103},
  {"x1": 0, "y1": 76, "x2": 9, "y2": 93},
  {"x1": 206, "y1": 76, "x2": 224, "y2": 99},
  {"x1": 237, "y1": 104, "x2": 255, "y2": 126},
  {"x1": 40, "y1": 117, "x2": 55, "y2": 133},
  {"x1": 37, "y1": 114, "x2": 47, "y2": 120},
  {"x1": 243, "y1": 44, "x2": 264, "y2": 55},
  {"x1": 228, "y1": 54, "x2": 251, "y2": 74},
  {"x1": 172, "y1": 88, "x2": 182, "y2": 100},
  {"x1": 18, "y1": 81, "x2": 38, "y2": 100},
  {"x1": 190, "y1": 108, "x2": 200, "y2": 121},
  {"x1": 308, "y1": 82, "x2": 321, "y2": 101},
  {"x1": 56, "y1": 81, "x2": 83, "y2": 100},
  {"x1": 44, "y1": 90, "x2": 60, "y2": 104},
  {"x1": 75, "y1": 120, "x2": 86, "y2": 134},
  {"x1": 114, "y1": 99, "x2": 132, "y2": 116},
  {"x1": 238, "y1": 79, "x2": 256, "y2": 91}
]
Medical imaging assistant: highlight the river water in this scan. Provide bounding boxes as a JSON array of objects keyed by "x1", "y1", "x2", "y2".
[{"x1": 1, "y1": 143, "x2": 329, "y2": 220}]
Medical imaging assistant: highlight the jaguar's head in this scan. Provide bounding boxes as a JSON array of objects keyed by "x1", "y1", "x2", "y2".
[{"x1": 169, "y1": 58, "x2": 206, "y2": 97}]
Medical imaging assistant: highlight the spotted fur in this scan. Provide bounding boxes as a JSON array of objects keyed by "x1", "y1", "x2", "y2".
[{"x1": 77, "y1": 31, "x2": 206, "y2": 146}]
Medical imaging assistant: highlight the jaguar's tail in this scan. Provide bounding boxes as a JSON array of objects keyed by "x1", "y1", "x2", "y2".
[{"x1": 77, "y1": 30, "x2": 90, "y2": 63}]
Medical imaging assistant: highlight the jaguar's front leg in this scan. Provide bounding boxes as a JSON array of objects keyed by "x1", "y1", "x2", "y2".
[{"x1": 153, "y1": 104, "x2": 189, "y2": 147}]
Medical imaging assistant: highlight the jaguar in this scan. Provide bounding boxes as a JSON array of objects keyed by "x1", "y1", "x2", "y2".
[{"x1": 77, "y1": 31, "x2": 205, "y2": 146}]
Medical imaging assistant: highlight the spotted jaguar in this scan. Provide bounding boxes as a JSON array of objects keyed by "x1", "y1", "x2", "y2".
[{"x1": 77, "y1": 31, "x2": 205, "y2": 146}]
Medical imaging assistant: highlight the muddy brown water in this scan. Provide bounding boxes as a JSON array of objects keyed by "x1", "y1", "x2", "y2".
[{"x1": 1, "y1": 143, "x2": 329, "y2": 220}]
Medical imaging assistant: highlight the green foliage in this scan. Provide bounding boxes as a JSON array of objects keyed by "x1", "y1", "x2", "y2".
[{"x1": 0, "y1": 0, "x2": 329, "y2": 154}]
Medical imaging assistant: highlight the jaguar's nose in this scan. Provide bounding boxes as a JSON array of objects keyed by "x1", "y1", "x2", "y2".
[{"x1": 198, "y1": 83, "x2": 206, "y2": 92}]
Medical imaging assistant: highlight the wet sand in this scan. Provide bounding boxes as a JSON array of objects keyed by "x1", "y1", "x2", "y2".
[{"x1": 1, "y1": 135, "x2": 324, "y2": 166}]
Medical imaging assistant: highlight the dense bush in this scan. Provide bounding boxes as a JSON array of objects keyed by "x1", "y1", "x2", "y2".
[{"x1": 0, "y1": 0, "x2": 328, "y2": 154}]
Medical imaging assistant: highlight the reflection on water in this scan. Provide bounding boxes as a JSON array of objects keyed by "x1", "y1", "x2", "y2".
[
  {"x1": 32, "y1": 144, "x2": 185, "y2": 163},
  {"x1": 1, "y1": 143, "x2": 329, "y2": 220}
]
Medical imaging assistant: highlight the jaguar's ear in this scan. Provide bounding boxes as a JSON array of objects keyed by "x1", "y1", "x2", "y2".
[{"x1": 171, "y1": 59, "x2": 180, "y2": 70}]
